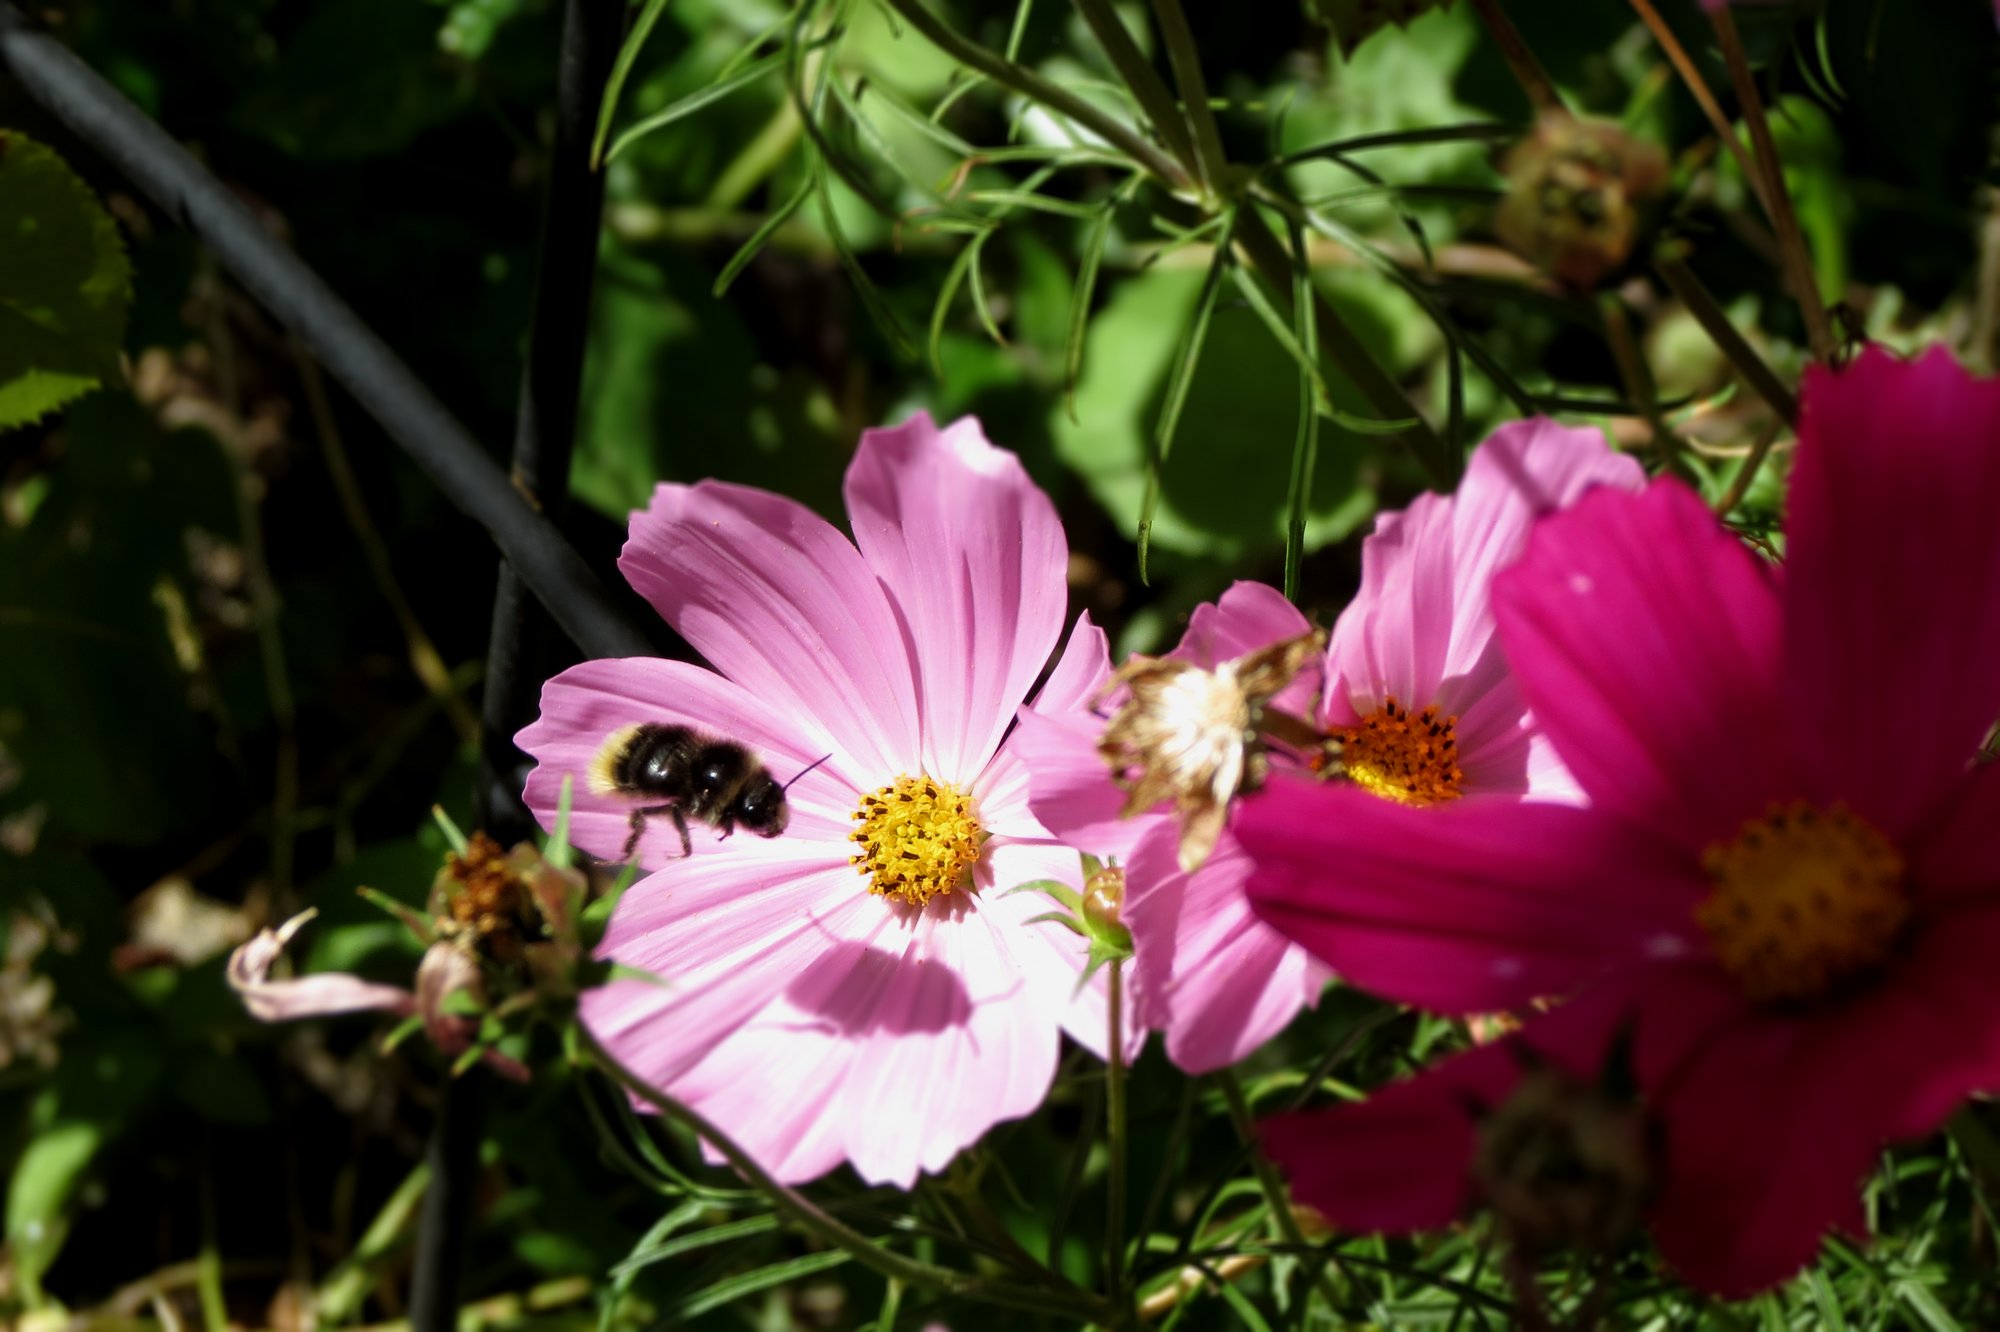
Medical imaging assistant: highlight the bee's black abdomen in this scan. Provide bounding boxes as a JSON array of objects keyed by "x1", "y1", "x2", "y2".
[{"x1": 614, "y1": 724, "x2": 702, "y2": 801}]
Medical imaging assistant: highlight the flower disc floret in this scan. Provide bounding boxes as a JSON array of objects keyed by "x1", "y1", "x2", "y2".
[
  {"x1": 850, "y1": 775, "x2": 984, "y2": 907},
  {"x1": 1336, "y1": 697, "x2": 1464, "y2": 807},
  {"x1": 1696, "y1": 800, "x2": 1908, "y2": 1005}
]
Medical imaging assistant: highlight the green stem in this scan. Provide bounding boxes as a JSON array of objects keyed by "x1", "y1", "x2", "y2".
[
  {"x1": 1708, "y1": 4, "x2": 1835, "y2": 362},
  {"x1": 1216, "y1": 1070, "x2": 1343, "y2": 1316},
  {"x1": 1105, "y1": 958, "x2": 1130, "y2": 1317},
  {"x1": 1716, "y1": 415, "x2": 1784, "y2": 519},
  {"x1": 1598, "y1": 291, "x2": 1676, "y2": 471},
  {"x1": 1072, "y1": 0, "x2": 1198, "y2": 182},
  {"x1": 1232, "y1": 206, "x2": 1454, "y2": 488},
  {"x1": 877, "y1": 0, "x2": 1190, "y2": 188},
  {"x1": 1464, "y1": 0, "x2": 1562, "y2": 114},
  {"x1": 1148, "y1": 0, "x2": 1228, "y2": 194},
  {"x1": 583, "y1": 1032, "x2": 1112, "y2": 1324},
  {"x1": 1653, "y1": 249, "x2": 1799, "y2": 427}
]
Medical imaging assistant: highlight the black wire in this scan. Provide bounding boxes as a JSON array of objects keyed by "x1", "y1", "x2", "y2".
[
  {"x1": 474, "y1": 0, "x2": 626, "y2": 844},
  {"x1": 0, "y1": 1, "x2": 657, "y2": 664}
]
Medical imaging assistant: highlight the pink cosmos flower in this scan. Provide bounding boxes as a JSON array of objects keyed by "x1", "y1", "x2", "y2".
[
  {"x1": 1015, "y1": 422, "x2": 1643, "y2": 1072},
  {"x1": 516, "y1": 414, "x2": 1120, "y2": 1187},
  {"x1": 1238, "y1": 346, "x2": 2000, "y2": 1295}
]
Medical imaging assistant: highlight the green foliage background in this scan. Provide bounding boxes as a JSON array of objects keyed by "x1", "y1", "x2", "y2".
[{"x1": 3, "y1": 0, "x2": 2000, "y2": 1328}]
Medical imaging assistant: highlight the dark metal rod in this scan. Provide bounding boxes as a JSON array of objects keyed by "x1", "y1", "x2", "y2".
[
  {"x1": 474, "y1": 0, "x2": 625, "y2": 844},
  {"x1": 0, "y1": 1, "x2": 656, "y2": 663}
]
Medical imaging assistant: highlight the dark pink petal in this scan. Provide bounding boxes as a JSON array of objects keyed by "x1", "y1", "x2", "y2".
[
  {"x1": 1628, "y1": 931, "x2": 2000, "y2": 1298},
  {"x1": 1641, "y1": 995, "x2": 1876, "y2": 1297},
  {"x1": 1264, "y1": 985, "x2": 1633, "y2": 1233},
  {"x1": 1262, "y1": 1088, "x2": 1478, "y2": 1235},
  {"x1": 1124, "y1": 830, "x2": 1329, "y2": 1073},
  {"x1": 1495, "y1": 480, "x2": 1795, "y2": 853},
  {"x1": 1910, "y1": 761, "x2": 2000, "y2": 908},
  {"x1": 1238, "y1": 777, "x2": 1703, "y2": 1014},
  {"x1": 1863, "y1": 906, "x2": 2000, "y2": 1139},
  {"x1": 517, "y1": 658, "x2": 860, "y2": 869},
  {"x1": 1785, "y1": 347, "x2": 2000, "y2": 837},
  {"x1": 844, "y1": 414, "x2": 1069, "y2": 783},
  {"x1": 619, "y1": 479, "x2": 921, "y2": 777}
]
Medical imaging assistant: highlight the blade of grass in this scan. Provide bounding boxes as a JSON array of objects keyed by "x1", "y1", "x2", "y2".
[
  {"x1": 1138, "y1": 206, "x2": 1237, "y2": 582},
  {"x1": 1065, "y1": 198, "x2": 1117, "y2": 419},
  {"x1": 606, "y1": 50, "x2": 788, "y2": 163}
]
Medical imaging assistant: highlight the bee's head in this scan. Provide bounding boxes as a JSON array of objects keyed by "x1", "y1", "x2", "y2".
[{"x1": 732, "y1": 772, "x2": 789, "y2": 837}]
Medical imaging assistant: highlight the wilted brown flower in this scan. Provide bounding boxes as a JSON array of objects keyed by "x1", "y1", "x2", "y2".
[
  {"x1": 226, "y1": 835, "x2": 587, "y2": 1082},
  {"x1": 1097, "y1": 629, "x2": 1326, "y2": 872}
]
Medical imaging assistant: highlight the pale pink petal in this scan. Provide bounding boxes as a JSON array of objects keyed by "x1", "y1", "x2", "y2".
[
  {"x1": 517, "y1": 658, "x2": 860, "y2": 869},
  {"x1": 1238, "y1": 777, "x2": 1703, "y2": 1014},
  {"x1": 1325, "y1": 490, "x2": 1456, "y2": 724},
  {"x1": 1174, "y1": 581, "x2": 1313, "y2": 666},
  {"x1": 979, "y1": 838, "x2": 1146, "y2": 1063},
  {"x1": 580, "y1": 849, "x2": 878, "y2": 1092},
  {"x1": 1124, "y1": 829, "x2": 1329, "y2": 1073},
  {"x1": 619, "y1": 480, "x2": 921, "y2": 776},
  {"x1": 227, "y1": 911, "x2": 414, "y2": 1023},
  {"x1": 670, "y1": 883, "x2": 1069, "y2": 1187},
  {"x1": 1494, "y1": 480, "x2": 1796, "y2": 854},
  {"x1": 1325, "y1": 420, "x2": 1640, "y2": 729},
  {"x1": 1436, "y1": 419, "x2": 1644, "y2": 709},
  {"x1": 1784, "y1": 346, "x2": 2000, "y2": 838},
  {"x1": 1012, "y1": 708, "x2": 1156, "y2": 863},
  {"x1": 1173, "y1": 581, "x2": 1319, "y2": 717},
  {"x1": 844, "y1": 414, "x2": 1069, "y2": 784},
  {"x1": 1026, "y1": 612, "x2": 1112, "y2": 718}
]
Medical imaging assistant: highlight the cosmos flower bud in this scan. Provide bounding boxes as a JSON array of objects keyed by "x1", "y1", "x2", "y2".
[
  {"x1": 1082, "y1": 864, "x2": 1126, "y2": 931},
  {"x1": 1494, "y1": 113, "x2": 1668, "y2": 290},
  {"x1": 1474, "y1": 1058, "x2": 1653, "y2": 1260}
]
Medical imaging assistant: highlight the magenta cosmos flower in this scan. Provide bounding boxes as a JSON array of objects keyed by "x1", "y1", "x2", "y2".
[
  {"x1": 1014, "y1": 421, "x2": 1642, "y2": 1072},
  {"x1": 1239, "y1": 346, "x2": 2000, "y2": 1295},
  {"x1": 517, "y1": 414, "x2": 1121, "y2": 1187}
]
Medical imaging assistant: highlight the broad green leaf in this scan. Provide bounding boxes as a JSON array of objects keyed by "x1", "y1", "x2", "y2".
[
  {"x1": 1305, "y1": 0, "x2": 1458, "y2": 57},
  {"x1": 0, "y1": 132, "x2": 131, "y2": 431},
  {"x1": 1054, "y1": 264, "x2": 1379, "y2": 565},
  {"x1": 5, "y1": 1118, "x2": 96, "y2": 1300}
]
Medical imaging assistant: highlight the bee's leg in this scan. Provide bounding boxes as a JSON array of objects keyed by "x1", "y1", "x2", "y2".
[{"x1": 624, "y1": 805, "x2": 685, "y2": 863}]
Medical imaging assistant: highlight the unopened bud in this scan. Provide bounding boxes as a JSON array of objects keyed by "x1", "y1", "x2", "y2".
[
  {"x1": 1495, "y1": 113, "x2": 1668, "y2": 290},
  {"x1": 1084, "y1": 866, "x2": 1126, "y2": 931},
  {"x1": 1474, "y1": 1063, "x2": 1652, "y2": 1258}
]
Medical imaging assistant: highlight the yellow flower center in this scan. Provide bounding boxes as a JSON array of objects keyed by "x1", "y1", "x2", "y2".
[
  {"x1": 849, "y1": 775, "x2": 984, "y2": 908},
  {"x1": 1335, "y1": 697, "x2": 1464, "y2": 807},
  {"x1": 1696, "y1": 800, "x2": 1909, "y2": 1005}
]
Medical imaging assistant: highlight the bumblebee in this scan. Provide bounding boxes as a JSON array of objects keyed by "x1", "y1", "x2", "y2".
[{"x1": 590, "y1": 723, "x2": 792, "y2": 863}]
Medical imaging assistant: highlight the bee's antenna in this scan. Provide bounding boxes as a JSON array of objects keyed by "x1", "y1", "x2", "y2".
[{"x1": 783, "y1": 753, "x2": 835, "y2": 791}]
